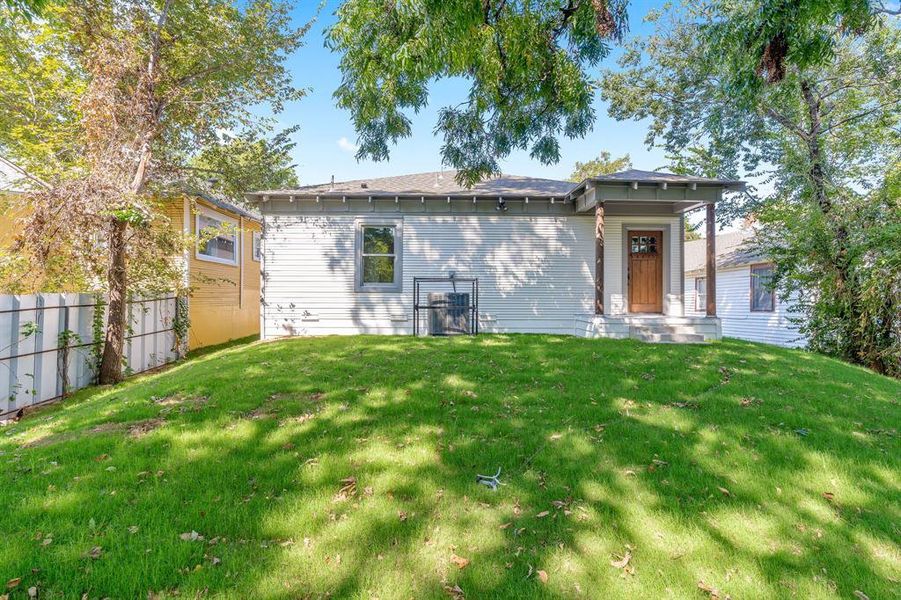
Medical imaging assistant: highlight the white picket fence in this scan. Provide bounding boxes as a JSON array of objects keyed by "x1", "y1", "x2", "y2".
[{"x1": 0, "y1": 293, "x2": 180, "y2": 418}]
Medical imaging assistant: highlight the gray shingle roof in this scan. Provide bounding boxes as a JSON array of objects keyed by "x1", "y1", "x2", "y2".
[
  {"x1": 684, "y1": 229, "x2": 764, "y2": 273},
  {"x1": 248, "y1": 168, "x2": 746, "y2": 200},
  {"x1": 178, "y1": 184, "x2": 261, "y2": 222},
  {"x1": 252, "y1": 170, "x2": 573, "y2": 197},
  {"x1": 590, "y1": 169, "x2": 744, "y2": 186}
]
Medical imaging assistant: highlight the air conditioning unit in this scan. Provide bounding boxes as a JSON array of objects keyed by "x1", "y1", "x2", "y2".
[{"x1": 427, "y1": 292, "x2": 471, "y2": 335}]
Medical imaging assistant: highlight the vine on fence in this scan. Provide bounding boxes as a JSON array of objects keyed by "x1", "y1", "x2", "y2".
[
  {"x1": 173, "y1": 295, "x2": 190, "y2": 357},
  {"x1": 2, "y1": 321, "x2": 39, "y2": 405},
  {"x1": 90, "y1": 293, "x2": 105, "y2": 382},
  {"x1": 57, "y1": 329, "x2": 81, "y2": 399}
]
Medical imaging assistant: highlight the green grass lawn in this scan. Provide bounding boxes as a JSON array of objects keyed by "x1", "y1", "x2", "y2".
[{"x1": 1, "y1": 335, "x2": 899, "y2": 599}]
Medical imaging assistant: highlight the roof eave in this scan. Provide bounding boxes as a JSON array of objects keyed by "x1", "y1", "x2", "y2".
[{"x1": 245, "y1": 191, "x2": 571, "y2": 202}]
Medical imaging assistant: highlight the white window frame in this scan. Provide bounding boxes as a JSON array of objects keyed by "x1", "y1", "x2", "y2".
[
  {"x1": 750, "y1": 262, "x2": 776, "y2": 312},
  {"x1": 695, "y1": 276, "x2": 707, "y2": 311},
  {"x1": 252, "y1": 231, "x2": 262, "y2": 262},
  {"x1": 195, "y1": 206, "x2": 239, "y2": 266},
  {"x1": 354, "y1": 218, "x2": 403, "y2": 293}
]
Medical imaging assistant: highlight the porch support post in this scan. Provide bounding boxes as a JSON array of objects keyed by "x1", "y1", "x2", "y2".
[
  {"x1": 706, "y1": 202, "x2": 717, "y2": 316},
  {"x1": 595, "y1": 201, "x2": 605, "y2": 314}
]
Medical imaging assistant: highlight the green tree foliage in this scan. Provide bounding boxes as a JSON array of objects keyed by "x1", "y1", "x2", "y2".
[
  {"x1": 1, "y1": 0, "x2": 50, "y2": 19},
  {"x1": 190, "y1": 127, "x2": 300, "y2": 204},
  {"x1": 326, "y1": 0, "x2": 629, "y2": 185},
  {"x1": 602, "y1": 4, "x2": 901, "y2": 375},
  {"x1": 0, "y1": 0, "x2": 308, "y2": 383},
  {"x1": 327, "y1": 0, "x2": 890, "y2": 186},
  {"x1": 567, "y1": 150, "x2": 631, "y2": 182},
  {"x1": 756, "y1": 167, "x2": 900, "y2": 376},
  {"x1": 0, "y1": 10, "x2": 84, "y2": 180},
  {"x1": 702, "y1": 0, "x2": 891, "y2": 88}
]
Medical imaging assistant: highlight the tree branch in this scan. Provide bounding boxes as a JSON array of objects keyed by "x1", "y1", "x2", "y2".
[
  {"x1": 764, "y1": 107, "x2": 808, "y2": 140},
  {"x1": 821, "y1": 101, "x2": 899, "y2": 135}
]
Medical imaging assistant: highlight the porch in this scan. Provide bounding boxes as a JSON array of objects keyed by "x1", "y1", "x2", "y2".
[{"x1": 567, "y1": 170, "x2": 745, "y2": 343}]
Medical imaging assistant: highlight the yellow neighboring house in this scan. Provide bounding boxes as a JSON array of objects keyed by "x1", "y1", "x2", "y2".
[
  {"x1": 167, "y1": 191, "x2": 262, "y2": 349},
  {"x1": 0, "y1": 155, "x2": 261, "y2": 350},
  {"x1": 0, "y1": 155, "x2": 47, "y2": 249}
]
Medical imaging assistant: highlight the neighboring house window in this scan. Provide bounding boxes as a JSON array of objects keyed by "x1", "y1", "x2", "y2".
[
  {"x1": 695, "y1": 277, "x2": 706, "y2": 311},
  {"x1": 196, "y1": 208, "x2": 238, "y2": 265},
  {"x1": 252, "y1": 231, "x2": 261, "y2": 262},
  {"x1": 355, "y1": 219, "x2": 403, "y2": 292},
  {"x1": 750, "y1": 263, "x2": 775, "y2": 311}
]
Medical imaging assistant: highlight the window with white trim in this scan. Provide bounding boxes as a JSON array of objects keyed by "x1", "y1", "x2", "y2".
[
  {"x1": 252, "y1": 231, "x2": 261, "y2": 262},
  {"x1": 355, "y1": 220, "x2": 402, "y2": 292},
  {"x1": 695, "y1": 276, "x2": 706, "y2": 311},
  {"x1": 196, "y1": 208, "x2": 238, "y2": 265},
  {"x1": 750, "y1": 263, "x2": 775, "y2": 312}
]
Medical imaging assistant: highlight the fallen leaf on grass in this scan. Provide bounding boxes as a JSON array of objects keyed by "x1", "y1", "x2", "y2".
[
  {"x1": 536, "y1": 570, "x2": 549, "y2": 584},
  {"x1": 536, "y1": 511, "x2": 550, "y2": 518},
  {"x1": 86, "y1": 546, "x2": 102, "y2": 560},
  {"x1": 450, "y1": 553, "x2": 470, "y2": 569},
  {"x1": 717, "y1": 486, "x2": 731, "y2": 497},
  {"x1": 398, "y1": 510, "x2": 408, "y2": 522},
  {"x1": 549, "y1": 433, "x2": 563, "y2": 441},
  {"x1": 698, "y1": 580, "x2": 730, "y2": 599},
  {"x1": 822, "y1": 491, "x2": 835, "y2": 502},
  {"x1": 179, "y1": 531, "x2": 203, "y2": 542},
  {"x1": 27, "y1": 587, "x2": 36, "y2": 598},
  {"x1": 41, "y1": 538, "x2": 52, "y2": 546},
  {"x1": 6, "y1": 578, "x2": 21, "y2": 590},
  {"x1": 93, "y1": 454, "x2": 110, "y2": 462},
  {"x1": 443, "y1": 583, "x2": 465, "y2": 599},
  {"x1": 668, "y1": 401, "x2": 700, "y2": 410},
  {"x1": 335, "y1": 476, "x2": 357, "y2": 501},
  {"x1": 128, "y1": 526, "x2": 139, "y2": 534},
  {"x1": 610, "y1": 550, "x2": 632, "y2": 570},
  {"x1": 853, "y1": 591, "x2": 870, "y2": 600}
]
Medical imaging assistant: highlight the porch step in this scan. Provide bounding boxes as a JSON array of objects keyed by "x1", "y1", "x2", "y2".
[
  {"x1": 629, "y1": 325, "x2": 707, "y2": 344},
  {"x1": 574, "y1": 314, "x2": 721, "y2": 342},
  {"x1": 631, "y1": 331, "x2": 707, "y2": 344},
  {"x1": 630, "y1": 324, "x2": 707, "y2": 336}
]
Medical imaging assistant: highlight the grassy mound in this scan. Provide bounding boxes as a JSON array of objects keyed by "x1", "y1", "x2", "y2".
[{"x1": 0, "y1": 335, "x2": 898, "y2": 598}]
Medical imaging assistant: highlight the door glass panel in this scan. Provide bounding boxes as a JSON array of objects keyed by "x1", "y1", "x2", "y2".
[{"x1": 631, "y1": 234, "x2": 660, "y2": 255}]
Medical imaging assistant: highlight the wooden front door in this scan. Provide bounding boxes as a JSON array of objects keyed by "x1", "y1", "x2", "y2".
[{"x1": 628, "y1": 230, "x2": 663, "y2": 313}]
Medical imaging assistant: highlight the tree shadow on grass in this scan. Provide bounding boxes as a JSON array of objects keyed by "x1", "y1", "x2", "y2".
[{"x1": 0, "y1": 335, "x2": 898, "y2": 598}]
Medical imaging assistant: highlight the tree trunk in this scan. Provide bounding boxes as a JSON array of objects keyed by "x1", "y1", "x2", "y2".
[
  {"x1": 99, "y1": 217, "x2": 128, "y2": 384},
  {"x1": 800, "y1": 80, "x2": 861, "y2": 361}
]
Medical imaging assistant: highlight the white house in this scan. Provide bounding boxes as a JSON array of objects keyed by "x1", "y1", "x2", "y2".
[
  {"x1": 246, "y1": 169, "x2": 745, "y2": 342},
  {"x1": 684, "y1": 230, "x2": 806, "y2": 347}
]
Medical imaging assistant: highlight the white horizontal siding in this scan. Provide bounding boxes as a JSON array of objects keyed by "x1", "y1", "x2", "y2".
[
  {"x1": 685, "y1": 267, "x2": 806, "y2": 347},
  {"x1": 262, "y1": 214, "x2": 596, "y2": 337}
]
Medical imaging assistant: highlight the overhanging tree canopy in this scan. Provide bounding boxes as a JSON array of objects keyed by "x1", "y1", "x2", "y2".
[{"x1": 327, "y1": 0, "x2": 892, "y2": 185}]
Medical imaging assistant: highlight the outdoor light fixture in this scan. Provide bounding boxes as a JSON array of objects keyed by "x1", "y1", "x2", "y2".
[{"x1": 496, "y1": 198, "x2": 507, "y2": 211}]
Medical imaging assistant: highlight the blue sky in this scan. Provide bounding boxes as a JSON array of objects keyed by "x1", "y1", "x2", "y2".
[{"x1": 275, "y1": 0, "x2": 671, "y2": 186}]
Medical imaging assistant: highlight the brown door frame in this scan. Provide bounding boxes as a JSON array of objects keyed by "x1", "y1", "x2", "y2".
[{"x1": 627, "y1": 228, "x2": 664, "y2": 314}]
